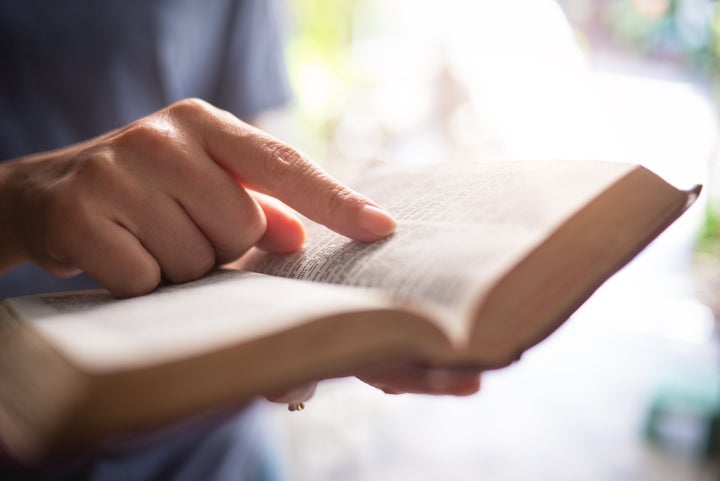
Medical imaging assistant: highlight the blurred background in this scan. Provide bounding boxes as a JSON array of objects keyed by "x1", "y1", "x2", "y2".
[{"x1": 260, "y1": 1, "x2": 720, "y2": 480}]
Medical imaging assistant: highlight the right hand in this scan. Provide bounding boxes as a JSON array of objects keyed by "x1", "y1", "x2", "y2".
[{"x1": 0, "y1": 98, "x2": 397, "y2": 297}]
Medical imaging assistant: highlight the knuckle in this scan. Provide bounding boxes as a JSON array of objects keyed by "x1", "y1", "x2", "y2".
[
  {"x1": 319, "y1": 184, "x2": 355, "y2": 218},
  {"x1": 69, "y1": 147, "x2": 118, "y2": 184},
  {"x1": 163, "y1": 99, "x2": 221, "y2": 159},
  {"x1": 157, "y1": 232, "x2": 218, "y2": 285},
  {"x1": 167, "y1": 97, "x2": 214, "y2": 121},
  {"x1": 116, "y1": 119, "x2": 175, "y2": 152},
  {"x1": 116, "y1": 262, "x2": 162, "y2": 297},
  {"x1": 191, "y1": 250, "x2": 216, "y2": 278},
  {"x1": 170, "y1": 248, "x2": 216, "y2": 284},
  {"x1": 216, "y1": 210, "x2": 267, "y2": 262},
  {"x1": 114, "y1": 119, "x2": 198, "y2": 175},
  {"x1": 259, "y1": 139, "x2": 308, "y2": 187},
  {"x1": 255, "y1": 138, "x2": 359, "y2": 220}
]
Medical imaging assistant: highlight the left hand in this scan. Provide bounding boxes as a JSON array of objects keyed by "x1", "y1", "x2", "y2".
[
  {"x1": 266, "y1": 363, "x2": 481, "y2": 409},
  {"x1": 356, "y1": 361, "x2": 481, "y2": 396}
]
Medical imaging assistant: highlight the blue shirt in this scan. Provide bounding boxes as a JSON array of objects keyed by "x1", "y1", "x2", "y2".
[
  {"x1": 0, "y1": 1, "x2": 292, "y2": 479},
  {"x1": 0, "y1": 0, "x2": 292, "y2": 297}
]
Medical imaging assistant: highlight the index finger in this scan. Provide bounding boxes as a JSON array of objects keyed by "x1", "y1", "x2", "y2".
[{"x1": 185, "y1": 102, "x2": 397, "y2": 242}]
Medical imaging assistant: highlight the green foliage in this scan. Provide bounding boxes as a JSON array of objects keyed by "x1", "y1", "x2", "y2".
[
  {"x1": 285, "y1": 0, "x2": 358, "y2": 163},
  {"x1": 696, "y1": 202, "x2": 720, "y2": 255},
  {"x1": 713, "y1": 8, "x2": 720, "y2": 95},
  {"x1": 559, "y1": 0, "x2": 718, "y2": 78},
  {"x1": 289, "y1": 0, "x2": 357, "y2": 74}
]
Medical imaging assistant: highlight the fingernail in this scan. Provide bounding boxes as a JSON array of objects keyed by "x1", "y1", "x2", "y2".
[{"x1": 357, "y1": 205, "x2": 397, "y2": 238}]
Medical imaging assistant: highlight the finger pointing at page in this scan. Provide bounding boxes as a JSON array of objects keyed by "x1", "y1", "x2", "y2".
[
  {"x1": 0, "y1": 98, "x2": 397, "y2": 298},
  {"x1": 173, "y1": 99, "x2": 398, "y2": 242}
]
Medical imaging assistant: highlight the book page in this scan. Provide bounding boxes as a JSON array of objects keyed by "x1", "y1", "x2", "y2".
[
  {"x1": 9, "y1": 271, "x2": 396, "y2": 370},
  {"x1": 242, "y1": 160, "x2": 636, "y2": 340}
]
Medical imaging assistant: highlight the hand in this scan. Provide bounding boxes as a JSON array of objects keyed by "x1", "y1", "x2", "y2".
[
  {"x1": 357, "y1": 361, "x2": 481, "y2": 396},
  {"x1": 265, "y1": 362, "x2": 480, "y2": 410},
  {"x1": 0, "y1": 98, "x2": 397, "y2": 296}
]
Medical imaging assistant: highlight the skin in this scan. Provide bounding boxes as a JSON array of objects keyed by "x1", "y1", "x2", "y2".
[{"x1": 0, "y1": 98, "x2": 480, "y2": 402}]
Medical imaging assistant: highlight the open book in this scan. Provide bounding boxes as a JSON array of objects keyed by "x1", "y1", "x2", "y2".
[{"x1": 0, "y1": 160, "x2": 699, "y2": 461}]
